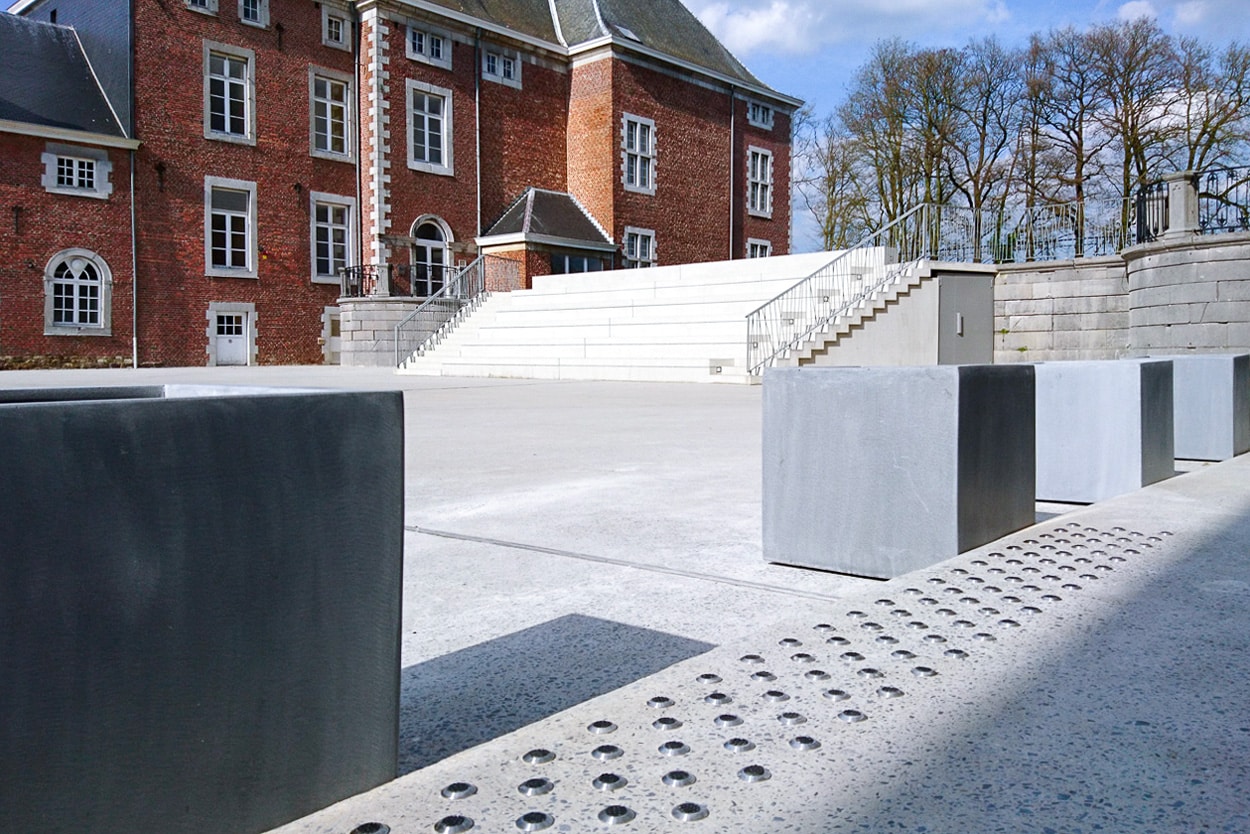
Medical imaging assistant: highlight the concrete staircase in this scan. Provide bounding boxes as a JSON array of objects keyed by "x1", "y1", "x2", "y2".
[{"x1": 397, "y1": 251, "x2": 836, "y2": 383}]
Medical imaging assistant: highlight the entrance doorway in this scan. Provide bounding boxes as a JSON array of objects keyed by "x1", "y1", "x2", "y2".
[
  {"x1": 206, "y1": 302, "x2": 256, "y2": 366},
  {"x1": 411, "y1": 219, "x2": 450, "y2": 297}
]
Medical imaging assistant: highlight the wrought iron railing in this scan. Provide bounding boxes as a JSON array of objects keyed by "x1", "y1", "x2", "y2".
[
  {"x1": 1134, "y1": 179, "x2": 1169, "y2": 243},
  {"x1": 392, "y1": 254, "x2": 521, "y2": 367},
  {"x1": 1197, "y1": 166, "x2": 1250, "y2": 235},
  {"x1": 339, "y1": 263, "x2": 453, "y2": 298}
]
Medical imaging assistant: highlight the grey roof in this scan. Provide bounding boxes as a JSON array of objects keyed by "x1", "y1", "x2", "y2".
[
  {"x1": 483, "y1": 188, "x2": 613, "y2": 246},
  {"x1": 421, "y1": 0, "x2": 768, "y2": 91},
  {"x1": 0, "y1": 13, "x2": 126, "y2": 138}
]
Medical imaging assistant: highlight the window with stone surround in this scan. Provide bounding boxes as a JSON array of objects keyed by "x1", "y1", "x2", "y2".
[
  {"x1": 407, "y1": 79, "x2": 454, "y2": 175},
  {"x1": 204, "y1": 41, "x2": 256, "y2": 145},
  {"x1": 624, "y1": 227, "x2": 656, "y2": 268},
  {"x1": 310, "y1": 68, "x2": 353, "y2": 160},
  {"x1": 238, "y1": 0, "x2": 267, "y2": 27},
  {"x1": 622, "y1": 114, "x2": 656, "y2": 195},
  {"x1": 44, "y1": 249, "x2": 113, "y2": 336},
  {"x1": 41, "y1": 144, "x2": 113, "y2": 199},
  {"x1": 205, "y1": 176, "x2": 258, "y2": 278},
  {"x1": 748, "y1": 147, "x2": 773, "y2": 218},
  {"x1": 747, "y1": 239, "x2": 772, "y2": 258},
  {"x1": 482, "y1": 46, "x2": 521, "y2": 89},
  {"x1": 310, "y1": 192, "x2": 356, "y2": 284},
  {"x1": 407, "y1": 24, "x2": 451, "y2": 70}
]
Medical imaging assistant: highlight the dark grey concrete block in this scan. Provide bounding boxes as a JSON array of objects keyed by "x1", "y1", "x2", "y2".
[
  {"x1": 1034, "y1": 360, "x2": 1174, "y2": 502},
  {"x1": 0, "y1": 385, "x2": 404, "y2": 834},
  {"x1": 763, "y1": 365, "x2": 1036, "y2": 579},
  {"x1": 1165, "y1": 354, "x2": 1250, "y2": 461}
]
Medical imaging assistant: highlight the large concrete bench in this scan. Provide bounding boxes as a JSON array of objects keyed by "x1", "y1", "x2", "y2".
[
  {"x1": 763, "y1": 365, "x2": 1035, "y2": 578},
  {"x1": 0, "y1": 385, "x2": 404, "y2": 834},
  {"x1": 1164, "y1": 354, "x2": 1250, "y2": 461}
]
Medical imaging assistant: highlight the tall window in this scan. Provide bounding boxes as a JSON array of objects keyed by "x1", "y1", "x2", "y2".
[
  {"x1": 205, "y1": 177, "x2": 257, "y2": 277},
  {"x1": 44, "y1": 249, "x2": 112, "y2": 335},
  {"x1": 748, "y1": 148, "x2": 773, "y2": 218},
  {"x1": 623, "y1": 227, "x2": 656, "y2": 268},
  {"x1": 311, "y1": 70, "x2": 352, "y2": 159},
  {"x1": 407, "y1": 25, "x2": 451, "y2": 69},
  {"x1": 407, "y1": 80, "x2": 453, "y2": 175},
  {"x1": 622, "y1": 114, "x2": 656, "y2": 195},
  {"x1": 204, "y1": 43, "x2": 255, "y2": 143},
  {"x1": 310, "y1": 192, "x2": 356, "y2": 284},
  {"x1": 238, "y1": 0, "x2": 267, "y2": 26}
]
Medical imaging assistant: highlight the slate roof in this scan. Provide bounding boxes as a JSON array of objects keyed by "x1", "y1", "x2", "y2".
[
  {"x1": 482, "y1": 188, "x2": 614, "y2": 247},
  {"x1": 0, "y1": 13, "x2": 127, "y2": 139},
  {"x1": 420, "y1": 0, "x2": 769, "y2": 92}
]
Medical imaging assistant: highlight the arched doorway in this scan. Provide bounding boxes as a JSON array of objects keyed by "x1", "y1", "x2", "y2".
[{"x1": 410, "y1": 216, "x2": 452, "y2": 297}]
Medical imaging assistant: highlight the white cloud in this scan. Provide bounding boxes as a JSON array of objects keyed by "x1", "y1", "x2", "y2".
[
  {"x1": 686, "y1": 0, "x2": 1015, "y2": 57},
  {"x1": 1173, "y1": 0, "x2": 1209, "y2": 26},
  {"x1": 1117, "y1": 0, "x2": 1159, "y2": 20}
]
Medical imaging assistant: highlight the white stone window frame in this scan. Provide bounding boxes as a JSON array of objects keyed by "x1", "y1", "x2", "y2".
[
  {"x1": 309, "y1": 191, "x2": 357, "y2": 285},
  {"x1": 747, "y1": 238, "x2": 773, "y2": 258},
  {"x1": 238, "y1": 0, "x2": 268, "y2": 28},
  {"x1": 747, "y1": 146, "x2": 774, "y2": 219},
  {"x1": 43, "y1": 248, "x2": 113, "y2": 336},
  {"x1": 406, "y1": 23, "x2": 452, "y2": 70},
  {"x1": 321, "y1": 5, "x2": 350, "y2": 50},
  {"x1": 205, "y1": 301, "x2": 258, "y2": 366},
  {"x1": 186, "y1": 0, "x2": 218, "y2": 15},
  {"x1": 406, "y1": 78, "x2": 454, "y2": 176},
  {"x1": 203, "y1": 40, "x2": 257, "y2": 146},
  {"x1": 204, "y1": 176, "x2": 259, "y2": 279},
  {"x1": 747, "y1": 100, "x2": 774, "y2": 130},
  {"x1": 623, "y1": 226, "x2": 657, "y2": 268},
  {"x1": 41, "y1": 143, "x2": 114, "y2": 200},
  {"x1": 309, "y1": 66, "x2": 355, "y2": 162},
  {"x1": 482, "y1": 45, "x2": 522, "y2": 89},
  {"x1": 621, "y1": 113, "x2": 656, "y2": 196}
]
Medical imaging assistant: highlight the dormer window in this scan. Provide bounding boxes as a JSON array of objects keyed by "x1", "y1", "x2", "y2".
[
  {"x1": 482, "y1": 47, "x2": 521, "y2": 89},
  {"x1": 747, "y1": 101, "x2": 774, "y2": 130},
  {"x1": 408, "y1": 25, "x2": 451, "y2": 69}
]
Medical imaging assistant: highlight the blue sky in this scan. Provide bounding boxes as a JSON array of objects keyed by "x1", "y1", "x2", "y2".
[{"x1": 688, "y1": 0, "x2": 1250, "y2": 120}]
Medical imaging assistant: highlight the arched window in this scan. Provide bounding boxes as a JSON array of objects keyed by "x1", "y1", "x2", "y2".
[
  {"x1": 44, "y1": 249, "x2": 113, "y2": 336},
  {"x1": 410, "y1": 216, "x2": 452, "y2": 297}
]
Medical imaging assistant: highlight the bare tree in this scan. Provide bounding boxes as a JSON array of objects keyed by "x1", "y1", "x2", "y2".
[
  {"x1": 793, "y1": 108, "x2": 871, "y2": 249},
  {"x1": 1172, "y1": 38, "x2": 1250, "y2": 171}
]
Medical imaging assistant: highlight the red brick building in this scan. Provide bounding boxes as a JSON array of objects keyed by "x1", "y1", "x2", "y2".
[{"x1": 2, "y1": 0, "x2": 799, "y2": 366}]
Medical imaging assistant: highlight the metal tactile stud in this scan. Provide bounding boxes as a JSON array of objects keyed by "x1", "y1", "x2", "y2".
[
  {"x1": 660, "y1": 740, "x2": 691, "y2": 756},
  {"x1": 724, "y1": 737, "x2": 755, "y2": 752},
  {"x1": 779, "y1": 637, "x2": 803, "y2": 647},
  {"x1": 588, "y1": 720, "x2": 617, "y2": 734},
  {"x1": 1021, "y1": 606, "x2": 1042, "y2": 615},
  {"x1": 827, "y1": 635, "x2": 851, "y2": 646},
  {"x1": 847, "y1": 609, "x2": 869, "y2": 618},
  {"x1": 791, "y1": 652, "x2": 817, "y2": 663},
  {"x1": 751, "y1": 670, "x2": 777, "y2": 682},
  {"x1": 840, "y1": 651, "x2": 866, "y2": 662},
  {"x1": 979, "y1": 607, "x2": 1000, "y2": 616},
  {"x1": 860, "y1": 621, "x2": 885, "y2": 631},
  {"x1": 805, "y1": 669, "x2": 831, "y2": 681},
  {"x1": 823, "y1": 688, "x2": 850, "y2": 701},
  {"x1": 714, "y1": 713, "x2": 743, "y2": 728},
  {"x1": 763, "y1": 689, "x2": 790, "y2": 702},
  {"x1": 740, "y1": 654, "x2": 765, "y2": 664},
  {"x1": 918, "y1": 597, "x2": 939, "y2": 606},
  {"x1": 518, "y1": 778, "x2": 554, "y2": 797},
  {"x1": 515, "y1": 811, "x2": 554, "y2": 832},
  {"x1": 738, "y1": 764, "x2": 771, "y2": 782},
  {"x1": 998, "y1": 619, "x2": 1022, "y2": 628},
  {"x1": 903, "y1": 587, "x2": 924, "y2": 596},
  {"x1": 923, "y1": 634, "x2": 947, "y2": 644},
  {"x1": 875, "y1": 598, "x2": 896, "y2": 607},
  {"x1": 522, "y1": 749, "x2": 555, "y2": 765},
  {"x1": 953, "y1": 619, "x2": 976, "y2": 629},
  {"x1": 891, "y1": 649, "x2": 917, "y2": 660},
  {"x1": 592, "y1": 745, "x2": 624, "y2": 761},
  {"x1": 912, "y1": 666, "x2": 938, "y2": 677},
  {"x1": 1041, "y1": 594, "x2": 1061, "y2": 602},
  {"x1": 598, "y1": 806, "x2": 636, "y2": 825},
  {"x1": 654, "y1": 716, "x2": 683, "y2": 730},
  {"x1": 837, "y1": 709, "x2": 867, "y2": 723},
  {"x1": 1001, "y1": 595, "x2": 1022, "y2": 604},
  {"x1": 790, "y1": 735, "x2": 822, "y2": 749},
  {"x1": 697, "y1": 673, "x2": 723, "y2": 684},
  {"x1": 672, "y1": 802, "x2": 710, "y2": 822},
  {"x1": 351, "y1": 824, "x2": 390, "y2": 834},
  {"x1": 944, "y1": 648, "x2": 969, "y2": 660},
  {"x1": 876, "y1": 635, "x2": 900, "y2": 645},
  {"x1": 441, "y1": 782, "x2": 478, "y2": 800},
  {"x1": 878, "y1": 686, "x2": 905, "y2": 698},
  {"x1": 813, "y1": 623, "x2": 835, "y2": 633},
  {"x1": 857, "y1": 667, "x2": 884, "y2": 679},
  {"x1": 593, "y1": 773, "x2": 628, "y2": 791},
  {"x1": 647, "y1": 697, "x2": 675, "y2": 709},
  {"x1": 973, "y1": 632, "x2": 996, "y2": 642},
  {"x1": 907, "y1": 621, "x2": 929, "y2": 630},
  {"x1": 778, "y1": 711, "x2": 807, "y2": 725},
  {"x1": 890, "y1": 608, "x2": 912, "y2": 618},
  {"x1": 662, "y1": 769, "x2": 697, "y2": 788},
  {"x1": 704, "y1": 692, "x2": 732, "y2": 706},
  {"x1": 434, "y1": 815, "x2": 475, "y2": 833}
]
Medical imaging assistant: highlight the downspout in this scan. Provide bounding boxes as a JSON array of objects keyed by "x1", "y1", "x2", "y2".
[
  {"x1": 129, "y1": 0, "x2": 138, "y2": 368},
  {"x1": 728, "y1": 85, "x2": 736, "y2": 260},
  {"x1": 474, "y1": 28, "x2": 482, "y2": 239},
  {"x1": 352, "y1": 2, "x2": 363, "y2": 272}
]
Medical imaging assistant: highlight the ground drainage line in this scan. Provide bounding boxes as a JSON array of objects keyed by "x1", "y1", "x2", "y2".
[{"x1": 407, "y1": 524, "x2": 847, "y2": 602}]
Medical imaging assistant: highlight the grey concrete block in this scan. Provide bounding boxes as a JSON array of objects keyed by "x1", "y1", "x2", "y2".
[
  {"x1": 763, "y1": 365, "x2": 1035, "y2": 579},
  {"x1": 0, "y1": 385, "x2": 405, "y2": 834},
  {"x1": 1161, "y1": 354, "x2": 1250, "y2": 460},
  {"x1": 1034, "y1": 360, "x2": 1174, "y2": 502}
]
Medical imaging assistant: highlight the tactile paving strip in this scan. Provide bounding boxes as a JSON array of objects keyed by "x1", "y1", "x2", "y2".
[{"x1": 280, "y1": 523, "x2": 1176, "y2": 833}]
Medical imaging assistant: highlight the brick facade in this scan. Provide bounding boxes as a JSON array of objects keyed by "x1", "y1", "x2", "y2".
[{"x1": 4, "y1": 0, "x2": 798, "y2": 366}]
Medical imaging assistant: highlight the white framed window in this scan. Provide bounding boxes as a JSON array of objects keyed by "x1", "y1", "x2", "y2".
[
  {"x1": 623, "y1": 227, "x2": 656, "y2": 268},
  {"x1": 203, "y1": 41, "x2": 256, "y2": 145},
  {"x1": 748, "y1": 147, "x2": 773, "y2": 218},
  {"x1": 238, "y1": 0, "x2": 268, "y2": 27},
  {"x1": 551, "y1": 253, "x2": 605, "y2": 274},
  {"x1": 407, "y1": 24, "x2": 451, "y2": 70},
  {"x1": 310, "y1": 67, "x2": 353, "y2": 161},
  {"x1": 747, "y1": 239, "x2": 772, "y2": 258},
  {"x1": 205, "y1": 176, "x2": 258, "y2": 278},
  {"x1": 186, "y1": 0, "x2": 217, "y2": 14},
  {"x1": 747, "y1": 101, "x2": 774, "y2": 130},
  {"x1": 41, "y1": 144, "x2": 114, "y2": 199},
  {"x1": 310, "y1": 192, "x2": 357, "y2": 284},
  {"x1": 44, "y1": 249, "x2": 113, "y2": 335},
  {"x1": 406, "y1": 79, "x2": 454, "y2": 175},
  {"x1": 622, "y1": 114, "x2": 656, "y2": 195},
  {"x1": 482, "y1": 47, "x2": 521, "y2": 89},
  {"x1": 322, "y1": 6, "x2": 349, "y2": 50}
]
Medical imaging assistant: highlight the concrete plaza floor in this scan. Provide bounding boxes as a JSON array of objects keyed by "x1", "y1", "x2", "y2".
[{"x1": 3, "y1": 366, "x2": 1247, "y2": 832}]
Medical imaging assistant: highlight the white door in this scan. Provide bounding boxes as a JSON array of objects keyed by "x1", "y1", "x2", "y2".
[
  {"x1": 327, "y1": 312, "x2": 342, "y2": 364},
  {"x1": 216, "y1": 313, "x2": 248, "y2": 365}
]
